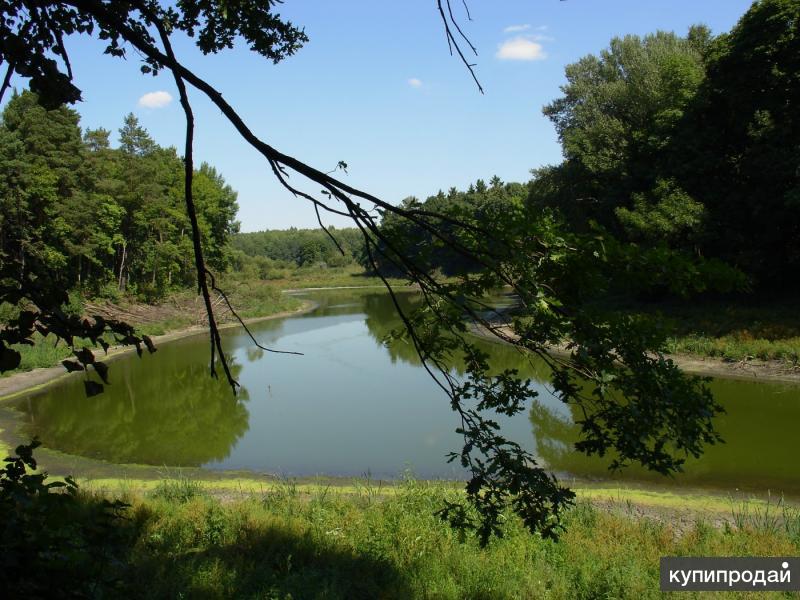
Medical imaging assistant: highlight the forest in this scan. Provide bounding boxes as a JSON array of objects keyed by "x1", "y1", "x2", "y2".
[
  {"x1": 232, "y1": 227, "x2": 364, "y2": 273},
  {"x1": 365, "y1": 13, "x2": 798, "y2": 291},
  {"x1": 3, "y1": 0, "x2": 797, "y2": 306},
  {"x1": 0, "y1": 91, "x2": 239, "y2": 302},
  {"x1": 237, "y1": 5, "x2": 799, "y2": 298}
]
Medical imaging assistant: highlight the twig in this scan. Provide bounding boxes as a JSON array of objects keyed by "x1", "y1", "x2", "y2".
[
  {"x1": 436, "y1": 0, "x2": 483, "y2": 93},
  {"x1": 204, "y1": 268, "x2": 303, "y2": 356}
]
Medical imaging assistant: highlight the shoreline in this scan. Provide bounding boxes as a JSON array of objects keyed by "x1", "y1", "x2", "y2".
[
  {"x1": 0, "y1": 288, "x2": 796, "y2": 517},
  {"x1": 471, "y1": 323, "x2": 800, "y2": 385},
  {"x1": 5, "y1": 287, "x2": 796, "y2": 401},
  {"x1": 0, "y1": 299, "x2": 318, "y2": 402}
]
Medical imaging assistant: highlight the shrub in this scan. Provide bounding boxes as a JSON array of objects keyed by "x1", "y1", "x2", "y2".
[{"x1": 0, "y1": 440, "x2": 131, "y2": 597}]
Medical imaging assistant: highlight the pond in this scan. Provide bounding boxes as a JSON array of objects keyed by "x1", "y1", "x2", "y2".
[{"x1": 8, "y1": 289, "x2": 800, "y2": 496}]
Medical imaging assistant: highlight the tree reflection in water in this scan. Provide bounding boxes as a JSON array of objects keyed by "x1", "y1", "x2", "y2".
[
  {"x1": 18, "y1": 340, "x2": 250, "y2": 466},
  {"x1": 15, "y1": 290, "x2": 800, "y2": 496}
]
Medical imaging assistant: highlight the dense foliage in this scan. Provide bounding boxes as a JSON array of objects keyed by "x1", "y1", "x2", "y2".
[
  {"x1": 0, "y1": 91, "x2": 239, "y2": 301},
  {"x1": 0, "y1": 441, "x2": 130, "y2": 597},
  {"x1": 370, "y1": 177, "x2": 528, "y2": 277},
  {"x1": 529, "y1": 0, "x2": 800, "y2": 289}
]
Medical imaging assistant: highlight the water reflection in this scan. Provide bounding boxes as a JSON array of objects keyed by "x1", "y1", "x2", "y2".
[
  {"x1": 10, "y1": 289, "x2": 800, "y2": 495},
  {"x1": 18, "y1": 339, "x2": 250, "y2": 466},
  {"x1": 363, "y1": 290, "x2": 424, "y2": 365},
  {"x1": 359, "y1": 289, "x2": 800, "y2": 495},
  {"x1": 246, "y1": 347, "x2": 264, "y2": 363},
  {"x1": 529, "y1": 379, "x2": 800, "y2": 495}
]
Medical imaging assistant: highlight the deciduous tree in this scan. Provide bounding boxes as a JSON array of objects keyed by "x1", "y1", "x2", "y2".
[{"x1": 0, "y1": 1, "x2": 727, "y2": 543}]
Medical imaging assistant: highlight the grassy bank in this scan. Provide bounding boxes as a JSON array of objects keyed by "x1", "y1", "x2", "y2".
[
  {"x1": 265, "y1": 270, "x2": 800, "y2": 368},
  {"x1": 2, "y1": 285, "x2": 297, "y2": 375},
  {"x1": 24, "y1": 477, "x2": 800, "y2": 599},
  {"x1": 638, "y1": 299, "x2": 800, "y2": 366},
  {"x1": 1, "y1": 266, "x2": 403, "y2": 376},
  {"x1": 255, "y1": 263, "x2": 410, "y2": 290}
]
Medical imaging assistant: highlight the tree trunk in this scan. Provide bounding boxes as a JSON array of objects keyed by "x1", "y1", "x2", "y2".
[{"x1": 118, "y1": 241, "x2": 127, "y2": 291}]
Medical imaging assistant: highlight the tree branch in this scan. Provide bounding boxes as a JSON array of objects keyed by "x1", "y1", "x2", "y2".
[
  {"x1": 154, "y1": 16, "x2": 237, "y2": 391},
  {"x1": 436, "y1": 0, "x2": 483, "y2": 93},
  {"x1": 0, "y1": 61, "x2": 14, "y2": 104}
]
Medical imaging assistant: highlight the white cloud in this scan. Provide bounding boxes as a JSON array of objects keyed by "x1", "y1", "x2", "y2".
[
  {"x1": 137, "y1": 91, "x2": 173, "y2": 109},
  {"x1": 503, "y1": 24, "x2": 531, "y2": 33},
  {"x1": 407, "y1": 78, "x2": 423, "y2": 88},
  {"x1": 496, "y1": 37, "x2": 547, "y2": 61}
]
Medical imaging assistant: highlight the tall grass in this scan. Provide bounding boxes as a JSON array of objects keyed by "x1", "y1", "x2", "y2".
[
  {"x1": 5, "y1": 333, "x2": 74, "y2": 374},
  {"x1": 729, "y1": 492, "x2": 800, "y2": 542},
  {"x1": 632, "y1": 298, "x2": 800, "y2": 365},
  {"x1": 104, "y1": 478, "x2": 800, "y2": 598},
  {"x1": 666, "y1": 334, "x2": 800, "y2": 365},
  {"x1": 150, "y1": 477, "x2": 207, "y2": 504}
]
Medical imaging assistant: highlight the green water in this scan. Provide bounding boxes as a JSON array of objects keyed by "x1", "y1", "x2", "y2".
[{"x1": 8, "y1": 289, "x2": 800, "y2": 495}]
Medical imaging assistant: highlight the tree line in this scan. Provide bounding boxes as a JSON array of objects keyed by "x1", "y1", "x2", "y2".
[
  {"x1": 0, "y1": 0, "x2": 766, "y2": 557},
  {"x1": 369, "y1": 0, "x2": 799, "y2": 292},
  {"x1": 232, "y1": 227, "x2": 364, "y2": 275},
  {"x1": 231, "y1": 179, "x2": 528, "y2": 278},
  {"x1": 0, "y1": 90, "x2": 239, "y2": 301},
  {"x1": 531, "y1": 0, "x2": 799, "y2": 289}
]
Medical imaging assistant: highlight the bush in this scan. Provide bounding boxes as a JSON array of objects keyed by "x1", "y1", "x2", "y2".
[
  {"x1": 0, "y1": 440, "x2": 131, "y2": 597},
  {"x1": 62, "y1": 290, "x2": 85, "y2": 316},
  {"x1": 0, "y1": 301, "x2": 21, "y2": 325}
]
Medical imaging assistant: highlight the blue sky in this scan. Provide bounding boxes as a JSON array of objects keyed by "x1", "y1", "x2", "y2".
[{"x1": 7, "y1": 1, "x2": 754, "y2": 231}]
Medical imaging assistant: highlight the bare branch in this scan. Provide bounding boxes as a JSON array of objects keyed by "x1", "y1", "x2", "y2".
[
  {"x1": 446, "y1": 0, "x2": 478, "y2": 56},
  {"x1": 436, "y1": 0, "x2": 483, "y2": 93},
  {"x1": 0, "y1": 62, "x2": 14, "y2": 104},
  {"x1": 154, "y1": 15, "x2": 238, "y2": 391},
  {"x1": 204, "y1": 268, "x2": 303, "y2": 356},
  {"x1": 461, "y1": 0, "x2": 473, "y2": 21},
  {"x1": 314, "y1": 203, "x2": 346, "y2": 256}
]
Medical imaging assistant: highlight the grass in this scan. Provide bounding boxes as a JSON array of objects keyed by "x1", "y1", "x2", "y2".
[
  {"x1": 215, "y1": 275, "x2": 303, "y2": 319},
  {"x1": 729, "y1": 492, "x2": 800, "y2": 540},
  {"x1": 255, "y1": 264, "x2": 412, "y2": 290},
  {"x1": 665, "y1": 334, "x2": 800, "y2": 364},
  {"x1": 7, "y1": 332, "x2": 75, "y2": 373},
  {"x1": 617, "y1": 297, "x2": 800, "y2": 366},
  {"x1": 58, "y1": 477, "x2": 800, "y2": 599},
  {"x1": 135, "y1": 314, "x2": 196, "y2": 337}
]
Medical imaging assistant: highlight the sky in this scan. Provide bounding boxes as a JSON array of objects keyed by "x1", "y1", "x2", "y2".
[{"x1": 4, "y1": 0, "x2": 755, "y2": 231}]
